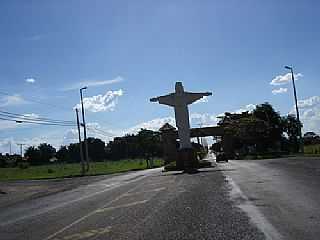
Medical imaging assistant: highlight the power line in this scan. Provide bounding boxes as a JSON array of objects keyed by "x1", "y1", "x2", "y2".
[
  {"x1": 86, "y1": 126, "x2": 115, "y2": 138},
  {"x1": 0, "y1": 117, "x2": 76, "y2": 127},
  {"x1": 0, "y1": 90, "x2": 72, "y2": 111},
  {"x1": 0, "y1": 113, "x2": 76, "y2": 126},
  {"x1": 0, "y1": 110, "x2": 76, "y2": 124}
]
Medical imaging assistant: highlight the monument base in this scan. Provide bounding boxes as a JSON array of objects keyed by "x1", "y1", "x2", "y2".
[{"x1": 177, "y1": 148, "x2": 198, "y2": 171}]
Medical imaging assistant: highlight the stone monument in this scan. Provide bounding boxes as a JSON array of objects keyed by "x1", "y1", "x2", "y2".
[{"x1": 150, "y1": 82, "x2": 212, "y2": 170}]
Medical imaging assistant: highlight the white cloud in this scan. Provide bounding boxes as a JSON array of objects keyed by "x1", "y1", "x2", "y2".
[
  {"x1": 126, "y1": 113, "x2": 218, "y2": 135},
  {"x1": 270, "y1": 73, "x2": 302, "y2": 86},
  {"x1": 126, "y1": 117, "x2": 176, "y2": 134},
  {"x1": 62, "y1": 122, "x2": 116, "y2": 145},
  {"x1": 0, "y1": 138, "x2": 17, "y2": 154},
  {"x1": 194, "y1": 96, "x2": 210, "y2": 104},
  {"x1": 298, "y1": 96, "x2": 320, "y2": 108},
  {"x1": 22, "y1": 113, "x2": 40, "y2": 119},
  {"x1": 272, "y1": 87, "x2": 288, "y2": 95},
  {"x1": 0, "y1": 133, "x2": 63, "y2": 155},
  {"x1": 288, "y1": 96, "x2": 320, "y2": 134},
  {"x1": 27, "y1": 34, "x2": 46, "y2": 41},
  {"x1": 25, "y1": 78, "x2": 35, "y2": 83},
  {"x1": 63, "y1": 76, "x2": 123, "y2": 91},
  {"x1": 74, "y1": 89, "x2": 123, "y2": 113},
  {"x1": 190, "y1": 113, "x2": 218, "y2": 127},
  {"x1": 0, "y1": 94, "x2": 27, "y2": 107},
  {"x1": 62, "y1": 129, "x2": 79, "y2": 146},
  {"x1": 233, "y1": 104, "x2": 256, "y2": 114}
]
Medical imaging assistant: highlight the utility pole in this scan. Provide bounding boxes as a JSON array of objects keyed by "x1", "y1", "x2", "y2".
[
  {"x1": 197, "y1": 123, "x2": 203, "y2": 145},
  {"x1": 285, "y1": 66, "x2": 303, "y2": 153},
  {"x1": 75, "y1": 108, "x2": 85, "y2": 175},
  {"x1": 9, "y1": 141, "x2": 11, "y2": 155},
  {"x1": 16, "y1": 143, "x2": 26, "y2": 159},
  {"x1": 80, "y1": 87, "x2": 89, "y2": 171}
]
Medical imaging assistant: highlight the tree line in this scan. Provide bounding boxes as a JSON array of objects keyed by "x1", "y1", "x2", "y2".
[
  {"x1": 0, "y1": 102, "x2": 311, "y2": 167},
  {"x1": 0, "y1": 129, "x2": 163, "y2": 167},
  {"x1": 214, "y1": 102, "x2": 302, "y2": 156}
]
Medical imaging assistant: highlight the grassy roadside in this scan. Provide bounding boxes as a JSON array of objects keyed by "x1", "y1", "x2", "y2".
[
  {"x1": 0, "y1": 158, "x2": 164, "y2": 181},
  {"x1": 304, "y1": 144, "x2": 320, "y2": 155}
]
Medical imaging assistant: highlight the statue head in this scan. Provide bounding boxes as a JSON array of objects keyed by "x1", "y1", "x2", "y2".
[{"x1": 175, "y1": 82, "x2": 184, "y2": 94}]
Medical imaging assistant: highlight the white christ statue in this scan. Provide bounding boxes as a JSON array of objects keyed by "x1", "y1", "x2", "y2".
[{"x1": 150, "y1": 82, "x2": 212, "y2": 149}]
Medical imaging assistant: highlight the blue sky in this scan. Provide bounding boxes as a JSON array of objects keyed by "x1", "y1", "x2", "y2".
[{"x1": 1, "y1": 0, "x2": 320, "y2": 153}]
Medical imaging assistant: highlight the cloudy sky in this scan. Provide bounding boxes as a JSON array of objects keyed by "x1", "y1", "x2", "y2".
[{"x1": 1, "y1": 0, "x2": 320, "y2": 154}]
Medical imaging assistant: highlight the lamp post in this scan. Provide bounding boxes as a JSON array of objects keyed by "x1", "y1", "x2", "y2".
[
  {"x1": 80, "y1": 87, "x2": 89, "y2": 171},
  {"x1": 285, "y1": 66, "x2": 303, "y2": 152}
]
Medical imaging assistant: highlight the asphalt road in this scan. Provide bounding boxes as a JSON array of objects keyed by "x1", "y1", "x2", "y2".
[
  {"x1": 0, "y1": 165, "x2": 263, "y2": 240},
  {"x1": 0, "y1": 157, "x2": 319, "y2": 240},
  {"x1": 220, "y1": 157, "x2": 320, "y2": 240}
]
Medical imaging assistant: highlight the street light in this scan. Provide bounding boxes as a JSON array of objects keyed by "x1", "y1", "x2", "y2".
[
  {"x1": 285, "y1": 66, "x2": 303, "y2": 152},
  {"x1": 80, "y1": 86, "x2": 89, "y2": 171}
]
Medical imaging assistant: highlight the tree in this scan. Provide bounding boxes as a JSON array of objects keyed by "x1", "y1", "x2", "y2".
[
  {"x1": 217, "y1": 103, "x2": 286, "y2": 155},
  {"x1": 87, "y1": 137, "x2": 105, "y2": 161},
  {"x1": 38, "y1": 143, "x2": 56, "y2": 164},
  {"x1": 67, "y1": 143, "x2": 81, "y2": 163},
  {"x1": 137, "y1": 129, "x2": 162, "y2": 167},
  {"x1": 282, "y1": 114, "x2": 303, "y2": 152},
  {"x1": 253, "y1": 102, "x2": 283, "y2": 150},
  {"x1": 218, "y1": 111, "x2": 270, "y2": 154},
  {"x1": 25, "y1": 146, "x2": 41, "y2": 165},
  {"x1": 56, "y1": 146, "x2": 69, "y2": 162},
  {"x1": 105, "y1": 129, "x2": 163, "y2": 162}
]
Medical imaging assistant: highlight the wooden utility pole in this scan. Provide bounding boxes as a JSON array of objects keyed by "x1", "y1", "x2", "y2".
[
  {"x1": 80, "y1": 87, "x2": 90, "y2": 171},
  {"x1": 75, "y1": 108, "x2": 85, "y2": 175}
]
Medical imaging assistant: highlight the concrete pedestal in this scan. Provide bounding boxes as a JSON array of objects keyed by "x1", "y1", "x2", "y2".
[{"x1": 177, "y1": 148, "x2": 198, "y2": 171}]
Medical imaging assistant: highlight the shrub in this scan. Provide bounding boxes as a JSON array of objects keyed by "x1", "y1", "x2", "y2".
[{"x1": 18, "y1": 161, "x2": 29, "y2": 169}]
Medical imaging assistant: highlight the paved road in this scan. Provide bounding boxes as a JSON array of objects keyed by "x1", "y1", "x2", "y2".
[
  {"x1": 1, "y1": 157, "x2": 319, "y2": 240},
  {"x1": 0, "y1": 166, "x2": 263, "y2": 240},
  {"x1": 220, "y1": 157, "x2": 320, "y2": 240}
]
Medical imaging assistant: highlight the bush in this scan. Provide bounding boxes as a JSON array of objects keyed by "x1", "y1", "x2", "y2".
[
  {"x1": 47, "y1": 168, "x2": 54, "y2": 174},
  {"x1": 18, "y1": 161, "x2": 29, "y2": 169}
]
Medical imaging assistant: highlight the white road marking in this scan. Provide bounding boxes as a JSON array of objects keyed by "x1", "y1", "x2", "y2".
[
  {"x1": 51, "y1": 226, "x2": 111, "y2": 240},
  {"x1": 123, "y1": 187, "x2": 166, "y2": 196},
  {"x1": 226, "y1": 176, "x2": 283, "y2": 240},
  {"x1": 1, "y1": 172, "x2": 154, "y2": 227},
  {"x1": 146, "y1": 181, "x2": 174, "y2": 187},
  {"x1": 44, "y1": 177, "x2": 152, "y2": 240},
  {"x1": 96, "y1": 199, "x2": 149, "y2": 213}
]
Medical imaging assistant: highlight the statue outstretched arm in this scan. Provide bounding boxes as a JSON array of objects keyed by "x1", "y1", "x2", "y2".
[
  {"x1": 185, "y1": 92, "x2": 212, "y2": 104},
  {"x1": 150, "y1": 93, "x2": 176, "y2": 107}
]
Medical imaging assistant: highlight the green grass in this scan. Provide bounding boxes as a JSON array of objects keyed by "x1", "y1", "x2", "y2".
[
  {"x1": 0, "y1": 158, "x2": 164, "y2": 181},
  {"x1": 304, "y1": 144, "x2": 320, "y2": 155}
]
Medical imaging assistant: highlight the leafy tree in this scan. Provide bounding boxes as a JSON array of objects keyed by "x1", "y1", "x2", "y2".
[
  {"x1": 253, "y1": 102, "x2": 283, "y2": 150},
  {"x1": 218, "y1": 103, "x2": 286, "y2": 155},
  {"x1": 106, "y1": 137, "x2": 127, "y2": 160},
  {"x1": 67, "y1": 143, "x2": 81, "y2": 163},
  {"x1": 219, "y1": 113, "x2": 270, "y2": 154},
  {"x1": 25, "y1": 146, "x2": 41, "y2": 165},
  {"x1": 137, "y1": 129, "x2": 162, "y2": 167},
  {"x1": 282, "y1": 114, "x2": 303, "y2": 152},
  {"x1": 56, "y1": 146, "x2": 69, "y2": 162},
  {"x1": 38, "y1": 143, "x2": 56, "y2": 164},
  {"x1": 105, "y1": 129, "x2": 163, "y2": 163},
  {"x1": 87, "y1": 137, "x2": 105, "y2": 161}
]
